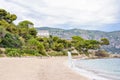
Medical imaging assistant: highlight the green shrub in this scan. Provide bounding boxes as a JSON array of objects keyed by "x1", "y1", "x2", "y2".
[
  {"x1": 23, "y1": 49, "x2": 40, "y2": 55},
  {"x1": 5, "y1": 48, "x2": 21, "y2": 57},
  {"x1": 0, "y1": 49, "x2": 3, "y2": 54},
  {"x1": 61, "y1": 50, "x2": 68, "y2": 56},
  {"x1": 54, "y1": 43, "x2": 64, "y2": 51},
  {"x1": 43, "y1": 42, "x2": 50, "y2": 51},
  {"x1": 27, "y1": 38, "x2": 46, "y2": 55},
  {"x1": 0, "y1": 33, "x2": 22, "y2": 48},
  {"x1": 28, "y1": 28, "x2": 37, "y2": 37},
  {"x1": 7, "y1": 51, "x2": 20, "y2": 57},
  {"x1": 5, "y1": 48, "x2": 42, "y2": 57},
  {"x1": 48, "y1": 51, "x2": 64, "y2": 56}
]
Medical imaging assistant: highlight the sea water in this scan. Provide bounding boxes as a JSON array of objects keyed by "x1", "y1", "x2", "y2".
[{"x1": 73, "y1": 58, "x2": 120, "y2": 80}]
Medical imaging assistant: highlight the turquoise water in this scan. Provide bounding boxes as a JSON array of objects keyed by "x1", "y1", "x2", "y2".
[{"x1": 74, "y1": 58, "x2": 120, "y2": 80}]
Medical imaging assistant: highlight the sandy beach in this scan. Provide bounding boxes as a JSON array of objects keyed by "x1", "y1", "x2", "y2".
[{"x1": 0, "y1": 57, "x2": 89, "y2": 80}]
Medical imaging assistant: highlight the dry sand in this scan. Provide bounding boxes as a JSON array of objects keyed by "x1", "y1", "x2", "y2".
[{"x1": 0, "y1": 57, "x2": 89, "y2": 80}]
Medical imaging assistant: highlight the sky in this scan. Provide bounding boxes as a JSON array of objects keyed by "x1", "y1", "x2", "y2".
[{"x1": 0, "y1": 0, "x2": 120, "y2": 32}]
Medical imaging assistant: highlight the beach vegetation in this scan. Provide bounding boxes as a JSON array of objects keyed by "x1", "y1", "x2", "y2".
[
  {"x1": 48, "y1": 51, "x2": 64, "y2": 56},
  {"x1": 0, "y1": 9, "x2": 110, "y2": 57},
  {"x1": 100, "y1": 38, "x2": 109, "y2": 45},
  {"x1": 95, "y1": 50, "x2": 110, "y2": 57}
]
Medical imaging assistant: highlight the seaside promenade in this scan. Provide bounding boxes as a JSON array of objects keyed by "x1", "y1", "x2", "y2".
[{"x1": 0, "y1": 57, "x2": 89, "y2": 80}]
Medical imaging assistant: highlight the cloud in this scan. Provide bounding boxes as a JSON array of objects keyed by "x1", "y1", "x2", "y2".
[
  {"x1": 42, "y1": 0, "x2": 119, "y2": 25},
  {"x1": 0, "y1": 0, "x2": 120, "y2": 31}
]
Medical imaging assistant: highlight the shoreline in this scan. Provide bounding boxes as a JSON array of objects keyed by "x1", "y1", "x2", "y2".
[
  {"x1": 72, "y1": 58, "x2": 120, "y2": 80},
  {"x1": 0, "y1": 57, "x2": 89, "y2": 80},
  {"x1": 71, "y1": 59, "x2": 108, "y2": 80}
]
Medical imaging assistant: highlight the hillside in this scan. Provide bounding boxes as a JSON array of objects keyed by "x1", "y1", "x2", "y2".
[{"x1": 37, "y1": 27, "x2": 120, "y2": 53}]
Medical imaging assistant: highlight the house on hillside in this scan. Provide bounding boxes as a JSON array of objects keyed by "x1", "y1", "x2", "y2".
[
  {"x1": 37, "y1": 30, "x2": 49, "y2": 37},
  {"x1": 28, "y1": 24, "x2": 34, "y2": 28}
]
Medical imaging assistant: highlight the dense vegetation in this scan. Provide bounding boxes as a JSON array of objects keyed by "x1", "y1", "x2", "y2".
[
  {"x1": 0, "y1": 9, "x2": 109, "y2": 57},
  {"x1": 37, "y1": 27, "x2": 120, "y2": 53}
]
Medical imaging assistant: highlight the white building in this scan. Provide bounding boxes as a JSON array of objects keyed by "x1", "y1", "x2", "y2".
[
  {"x1": 28, "y1": 24, "x2": 34, "y2": 28},
  {"x1": 37, "y1": 30, "x2": 49, "y2": 37}
]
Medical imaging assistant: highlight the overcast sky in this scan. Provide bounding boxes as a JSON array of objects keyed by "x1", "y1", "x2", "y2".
[{"x1": 0, "y1": 0, "x2": 120, "y2": 31}]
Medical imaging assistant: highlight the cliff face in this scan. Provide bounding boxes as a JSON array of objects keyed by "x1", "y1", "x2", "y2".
[{"x1": 37, "y1": 27, "x2": 120, "y2": 53}]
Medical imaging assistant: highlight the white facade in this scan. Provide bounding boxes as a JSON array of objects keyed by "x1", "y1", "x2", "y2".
[
  {"x1": 28, "y1": 24, "x2": 34, "y2": 28},
  {"x1": 37, "y1": 30, "x2": 49, "y2": 37}
]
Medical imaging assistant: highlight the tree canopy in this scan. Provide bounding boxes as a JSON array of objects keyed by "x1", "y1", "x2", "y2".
[
  {"x1": 0, "y1": 9, "x2": 110, "y2": 57},
  {"x1": 0, "y1": 9, "x2": 17, "y2": 23}
]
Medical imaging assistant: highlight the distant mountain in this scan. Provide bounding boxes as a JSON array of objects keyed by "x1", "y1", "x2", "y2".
[{"x1": 37, "y1": 27, "x2": 120, "y2": 53}]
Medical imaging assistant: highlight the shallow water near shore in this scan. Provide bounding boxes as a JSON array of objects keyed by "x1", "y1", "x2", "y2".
[{"x1": 73, "y1": 58, "x2": 120, "y2": 80}]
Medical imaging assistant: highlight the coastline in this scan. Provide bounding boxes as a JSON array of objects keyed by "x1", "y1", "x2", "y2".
[
  {"x1": 0, "y1": 57, "x2": 89, "y2": 80},
  {"x1": 71, "y1": 59, "x2": 108, "y2": 80},
  {"x1": 72, "y1": 58, "x2": 120, "y2": 80}
]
